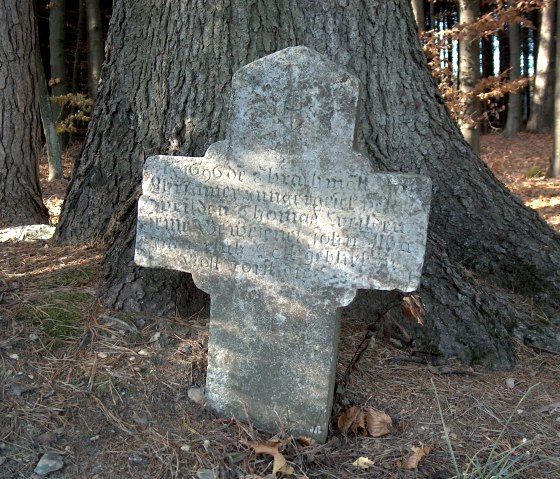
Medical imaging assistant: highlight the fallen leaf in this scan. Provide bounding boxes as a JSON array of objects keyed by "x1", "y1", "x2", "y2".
[
  {"x1": 187, "y1": 387, "x2": 205, "y2": 404},
  {"x1": 249, "y1": 439, "x2": 282, "y2": 456},
  {"x1": 352, "y1": 456, "x2": 374, "y2": 469},
  {"x1": 402, "y1": 294, "x2": 425, "y2": 326},
  {"x1": 298, "y1": 436, "x2": 315, "y2": 447},
  {"x1": 539, "y1": 402, "x2": 560, "y2": 414},
  {"x1": 9, "y1": 383, "x2": 36, "y2": 397},
  {"x1": 363, "y1": 407, "x2": 392, "y2": 437},
  {"x1": 337, "y1": 405, "x2": 361, "y2": 432},
  {"x1": 400, "y1": 445, "x2": 430, "y2": 470},
  {"x1": 272, "y1": 452, "x2": 294, "y2": 476},
  {"x1": 226, "y1": 452, "x2": 246, "y2": 464},
  {"x1": 131, "y1": 410, "x2": 150, "y2": 425},
  {"x1": 338, "y1": 406, "x2": 392, "y2": 437},
  {"x1": 148, "y1": 331, "x2": 161, "y2": 343},
  {"x1": 196, "y1": 469, "x2": 216, "y2": 479}
]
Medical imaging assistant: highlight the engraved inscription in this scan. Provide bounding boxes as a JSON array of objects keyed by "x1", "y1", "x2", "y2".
[{"x1": 137, "y1": 152, "x2": 427, "y2": 291}]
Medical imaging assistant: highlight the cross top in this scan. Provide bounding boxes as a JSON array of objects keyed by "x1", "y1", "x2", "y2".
[
  {"x1": 228, "y1": 47, "x2": 357, "y2": 153},
  {"x1": 135, "y1": 47, "x2": 431, "y2": 441}
]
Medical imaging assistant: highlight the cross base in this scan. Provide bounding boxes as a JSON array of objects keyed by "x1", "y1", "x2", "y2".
[{"x1": 204, "y1": 280, "x2": 348, "y2": 441}]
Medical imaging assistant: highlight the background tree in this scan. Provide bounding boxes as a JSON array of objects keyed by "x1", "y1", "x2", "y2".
[
  {"x1": 549, "y1": 0, "x2": 560, "y2": 177},
  {"x1": 411, "y1": 0, "x2": 425, "y2": 30},
  {"x1": 36, "y1": 41, "x2": 63, "y2": 181},
  {"x1": 0, "y1": 1, "x2": 49, "y2": 226},
  {"x1": 504, "y1": 18, "x2": 522, "y2": 137},
  {"x1": 55, "y1": 0, "x2": 560, "y2": 369},
  {"x1": 458, "y1": 0, "x2": 482, "y2": 153},
  {"x1": 527, "y1": 0, "x2": 556, "y2": 132},
  {"x1": 86, "y1": 0, "x2": 104, "y2": 99},
  {"x1": 48, "y1": 0, "x2": 68, "y2": 123}
]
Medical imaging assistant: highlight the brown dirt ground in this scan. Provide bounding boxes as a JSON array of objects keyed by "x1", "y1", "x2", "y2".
[{"x1": 0, "y1": 135, "x2": 559, "y2": 479}]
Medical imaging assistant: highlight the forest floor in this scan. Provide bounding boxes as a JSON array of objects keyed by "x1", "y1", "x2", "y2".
[{"x1": 0, "y1": 133, "x2": 559, "y2": 478}]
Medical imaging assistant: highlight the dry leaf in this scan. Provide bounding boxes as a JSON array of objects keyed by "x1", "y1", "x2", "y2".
[
  {"x1": 298, "y1": 436, "x2": 315, "y2": 447},
  {"x1": 402, "y1": 294, "x2": 425, "y2": 326},
  {"x1": 352, "y1": 456, "x2": 374, "y2": 469},
  {"x1": 337, "y1": 406, "x2": 361, "y2": 432},
  {"x1": 539, "y1": 402, "x2": 560, "y2": 414},
  {"x1": 363, "y1": 407, "x2": 392, "y2": 437},
  {"x1": 249, "y1": 439, "x2": 281, "y2": 456},
  {"x1": 338, "y1": 406, "x2": 392, "y2": 437},
  {"x1": 400, "y1": 445, "x2": 430, "y2": 470},
  {"x1": 272, "y1": 453, "x2": 294, "y2": 476}
]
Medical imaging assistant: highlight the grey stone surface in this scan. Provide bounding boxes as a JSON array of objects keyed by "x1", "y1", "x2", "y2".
[
  {"x1": 135, "y1": 46, "x2": 431, "y2": 441},
  {"x1": 34, "y1": 452, "x2": 64, "y2": 476},
  {"x1": 0, "y1": 225, "x2": 55, "y2": 242}
]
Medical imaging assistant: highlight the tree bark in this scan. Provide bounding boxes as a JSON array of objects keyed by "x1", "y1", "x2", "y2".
[
  {"x1": 86, "y1": 0, "x2": 104, "y2": 100},
  {"x1": 458, "y1": 0, "x2": 482, "y2": 154},
  {"x1": 549, "y1": 0, "x2": 560, "y2": 178},
  {"x1": 527, "y1": 0, "x2": 556, "y2": 133},
  {"x1": 56, "y1": 0, "x2": 560, "y2": 369},
  {"x1": 48, "y1": 0, "x2": 68, "y2": 122},
  {"x1": 0, "y1": 1, "x2": 49, "y2": 226}
]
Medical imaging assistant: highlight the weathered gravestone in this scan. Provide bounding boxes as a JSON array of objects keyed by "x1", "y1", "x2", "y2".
[{"x1": 135, "y1": 46, "x2": 431, "y2": 442}]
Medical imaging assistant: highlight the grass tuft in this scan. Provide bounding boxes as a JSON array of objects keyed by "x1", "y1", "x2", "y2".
[
  {"x1": 28, "y1": 291, "x2": 93, "y2": 342},
  {"x1": 36, "y1": 265, "x2": 97, "y2": 289},
  {"x1": 432, "y1": 380, "x2": 560, "y2": 479}
]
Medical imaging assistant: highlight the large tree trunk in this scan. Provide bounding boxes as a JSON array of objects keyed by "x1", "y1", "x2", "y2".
[
  {"x1": 458, "y1": 0, "x2": 482, "y2": 154},
  {"x1": 0, "y1": 1, "x2": 49, "y2": 226},
  {"x1": 527, "y1": 0, "x2": 556, "y2": 133},
  {"x1": 56, "y1": 0, "x2": 560, "y2": 369}
]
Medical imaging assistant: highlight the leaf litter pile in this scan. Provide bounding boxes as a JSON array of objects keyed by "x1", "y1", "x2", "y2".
[{"x1": 1, "y1": 135, "x2": 559, "y2": 478}]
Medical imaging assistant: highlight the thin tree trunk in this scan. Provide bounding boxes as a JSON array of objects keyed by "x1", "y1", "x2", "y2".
[
  {"x1": 0, "y1": 1, "x2": 49, "y2": 226},
  {"x1": 522, "y1": 27, "x2": 530, "y2": 122},
  {"x1": 411, "y1": 0, "x2": 425, "y2": 30},
  {"x1": 70, "y1": 0, "x2": 86, "y2": 144},
  {"x1": 548, "y1": 0, "x2": 560, "y2": 177},
  {"x1": 56, "y1": 0, "x2": 560, "y2": 369},
  {"x1": 36, "y1": 39, "x2": 63, "y2": 181},
  {"x1": 458, "y1": 0, "x2": 481, "y2": 154},
  {"x1": 72, "y1": 0, "x2": 86, "y2": 96},
  {"x1": 480, "y1": 0, "x2": 494, "y2": 135},
  {"x1": 446, "y1": 11, "x2": 454, "y2": 73},
  {"x1": 48, "y1": 0, "x2": 68, "y2": 122},
  {"x1": 527, "y1": 0, "x2": 556, "y2": 133},
  {"x1": 86, "y1": 0, "x2": 104, "y2": 100},
  {"x1": 504, "y1": 20, "x2": 522, "y2": 138},
  {"x1": 429, "y1": 0, "x2": 435, "y2": 30}
]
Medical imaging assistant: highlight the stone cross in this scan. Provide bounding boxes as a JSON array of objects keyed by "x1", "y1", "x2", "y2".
[{"x1": 135, "y1": 46, "x2": 431, "y2": 442}]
